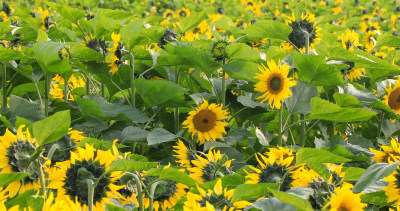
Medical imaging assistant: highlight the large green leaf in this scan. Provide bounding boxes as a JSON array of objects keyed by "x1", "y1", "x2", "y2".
[
  {"x1": 292, "y1": 53, "x2": 343, "y2": 86},
  {"x1": 242, "y1": 20, "x2": 292, "y2": 41},
  {"x1": 76, "y1": 94, "x2": 151, "y2": 124},
  {"x1": 353, "y1": 162, "x2": 398, "y2": 193},
  {"x1": 374, "y1": 34, "x2": 400, "y2": 50},
  {"x1": 33, "y1": 41, "x2": 72, "y2": 76},
  {"x1": 222, "y1": 61, "x2": 259, "y2": 83},
  {"x1": 32, "y1": 110, "x2": 71, "y2": 146},
  {"x1": 0, "y1": 173, "x2": 30, "y2": 187},
  {"x1": 135, "y1": 77, "x2": 185, "y2": 108},
  {"x1": 70, "y1": 43, "x2": 104, "y2": 61},
  {"x1": 333, "y1": 93, "x2": 363, "y2": 107},
  {"x1": 147, "y1": 128, "x2": 183, "y2": 145},
  {"x1": 269, "y1": 189, "x2": 313, "y2": 211},
  {"x1": 295, "y1": 148, "x2": 351, "y2": 166},
  {"x1": 284, "y1": 81, "x2": 317, "y2": 114},
  {"x1": 231, "y1": 183, "x2": 280, "y2": 202},
  {"x1": 0, "y1": 47, "x2": 23, "y2": 62},
  {"x1": 226, "y1": 43, "x2": 260, "y2": 62},
  {"x1": 310, "y1": 97, "x2": 377, "y2": 122},
  {"x1": 76, "y1": 138, "x2": 128, "y2": 151},
  {"x1": 9, "y1": 95, "x2": 45, "y2": 122},
  {"x1": 159, "y1": 168, "x2": 197, "y2": 188},
  {"x1": 47, "y1": 3, "x2": 85, "y2": 23},
  {"x1": 178, "y1": 11, "x2": 207, "y2": 32},
  {"x1": 109, "y1": 159, "x2": 158, "y2": 172},
  {"x1": 120, "y1": 19, "x2": 145, "y2": 51}
]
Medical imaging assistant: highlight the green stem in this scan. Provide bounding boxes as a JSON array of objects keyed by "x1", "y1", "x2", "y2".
[
  {"x1": 34, "y1": 82, "x2": 43, "y2": 106},
  {"x1": 130, "y1": 52, "x2": 135, "y2": 106},
  {"x1": 38, "y1": 161, "x2": 46, "y2": 200},
  {"x1": 64, "y1": 76, "x2": 68, "y2": 102},
  {"x1": 149, "y1": 181, "x2": 161, "y2": 211},
  {"x1": 86, "y1": 179, "x2": 95, "y2": 211},
  {"x1": 131, "y1": 173, "x2": 144, "y2": 211},
  {"x1": 278, "y1": 106, "x2": 283, "y2": 146},
  {"x1": 221, "y1": 59, "x2": 226, "y2": 106},
  {"x1": 86, "y1": 73, "x2": 90, "y2": 95},
  {"x1": 377, "y1": 112, "x2": 384, "y2": 138},
  {"x1": 101, "y1": 83, "x2": 105, "y2": 98},
  {"x1": 174, "y1": 66, "x2": 180, "y2": 133},
  {"x1": 299, "y1": 114, "x2": 306, "y2": 147},
  {"x1": 2, "y1": 62, "x2": 6, "y2": 108},
  {"x1": 44, "y1": 74, "x2": 50, "y2": 117}
]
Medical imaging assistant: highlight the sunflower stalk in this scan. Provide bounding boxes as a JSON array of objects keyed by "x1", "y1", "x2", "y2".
[
  {"x1": 86, "y1": 179, "x2": 95, "y2": 211},
  {"x1": 38, "y1": 160, "x2": 47, "y2": 200},
  {"x1": 377, "y1": 112, "x2": 384, "y2": 138},
  {"x1": 149, "y1": 181, "x2": 161, "y2": 211},
  {"x1": 278, "y1": 106, "x2": 283, "y2": 146},
  {"x1": 221, "y1": 59, "x2": 226, "y2": 106},
  {"x1": 1, "y1": 62, "x2": 6, "y2": 109},
  {"x1": 299, "y1": 30, "x2": 310, "y2": 146},
  {"x1": 64, "y1": 75, "x2": 69, "y2": 102},
  {"x1": 174, "y1": 66, "x2": 180, "y2": 133},
  {"x1": 129, "y1": 52, "x2": 135, "y2": 107},
  {"x1": 44, "y1": 74, "x2": 51, "y2": 117},
  {"x1": 131, "y1": 173, "x2": 145, "y2": 211}
]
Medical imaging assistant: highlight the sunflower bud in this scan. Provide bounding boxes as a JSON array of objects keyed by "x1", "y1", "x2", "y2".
[
  {"x1": 160, "y1": 29, "x2": 177, "y2": 48},
  {"x1": 59, "y1": 48, "x2": 69, "y2": 60},
  {"x1": 211, "y1": 40, "x2": 228, "y2": 61}
]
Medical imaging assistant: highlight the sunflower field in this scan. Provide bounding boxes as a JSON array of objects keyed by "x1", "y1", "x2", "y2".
[{"x1": 2, "y1": 0, "x2": 400, "y2": 210}]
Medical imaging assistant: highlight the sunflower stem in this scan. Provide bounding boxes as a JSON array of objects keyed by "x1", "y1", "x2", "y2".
[
  {"x1": 2, "y1": 62, "x2": 6, "y2": 108},
  {"x1": 129, "y1": 52, "x2": 135, "y2": 107},
  {"x1": 101, "y1": 83, "x2": 105, "y2": 98},
  {"x1": 221, "y1": 70, "x2": 226, "y2": 106},
  {"x1": 44, "y1": 74, "x2": 50, "y2": 117},
  {"x1": 64, "y1": 75, "x2": 69, "y2": 102},
  {"x1": 131, "y1": 173, "x2": 144, "y2": 211},
  {"x1": 86, "y1": 179, "x2": 95, "y2": 211},
  {"x1": 38, "y1": 160, "x2": 47, "y2": 201},
  {"x1": 86, "y1": 73, "x2": 90, "y2": 95},
  {"x1": 149, "y1": 181, "x2": 161, "y2": 211},
  {"x1": 299, "y1": 114, "x2": 306, "y2": 147},
  {"x1": 278, "y1": 106, "x2": 283, "y2": 146},
  {"x1": 174, "y1": 66, "x2": 180, "y2": 133},
  {"x1": 377, "y1": 112, "x2": 384, "y2": 138}
]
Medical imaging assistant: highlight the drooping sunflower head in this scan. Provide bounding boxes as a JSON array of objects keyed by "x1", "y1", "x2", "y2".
[
  {"x1": 211, "y1": 40, "x2": 228, "y2": 61},
  {"x1": 160, "y1": 29, "x2": 177, "y2": 48},
  {"x1": 58, "y1": 48, "x2": 69, "y2": 60},
  {"x1": 345, "y1": 67, "x2": 366, "y2": 82},
  {"x1": 1, "y1": 2, "x2": 12, "y2": 16},
  {"x1": 338, "y1": 29, "x2": 362, "y2": 52},
  {"x1": 383, "y1": 167, "x2": 400, "y2": 204},
  {"x1": 370, "y1": 138, "x2": 400, "y2": 163},
  {"x1": 254, "y1": 59, "x2": 297, "y2": 109},
  {"x1": 84, "y1": 34, "x2": 107, "y2": 54},
  {"x1": 177, "y1": 7, "x2": 190, "y2": 19},
  {"x1": 245, "y1": 153, "x2": 294, "y2": 191},
  {"x1": 188, "y1": 149, "x2": 234, "y2": 183},
  {"x1": 265, "y1": 146, "x2": 295, "y2": 167},
  {"x1": 285, "y1": 11, "x2": 322, "y2": 50},
  {"x1": 291, "y1": 165, "x2": 319, "y2": 188},
  {"x1": 383, "y1": 78, "x2": 400, "y2": 114},
  {"x1": 323, "y1": 183, "x2": 367, "y2": 211},
  {"x1": 364, "y1": 30, "x2": 376, "y2": 52},
  {"x1": 247, "y1": 38, "x2": 268, "y2": 51},
  {"x1": 0, "y1": 125, "x2": 41, "y2": 197},
  {"x1": 182, "y1": 100, "x2": 229, "y2": 145},
  {"x1": 108, "y1": 32, "x2": 123, "y2": 75},
  {"x1": 173, "y1": 139, "x2": 197, "y2": 168},
  {"x1": 49, "y1": 143, "x2": 124, "y2": 210}
]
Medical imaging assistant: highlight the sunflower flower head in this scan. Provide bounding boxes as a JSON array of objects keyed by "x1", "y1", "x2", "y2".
[
  {"x1": 173, "y1": 139, "x2": 197, "y2": 168},
  {"x1": 370, "y1": 138, "x2": 400, "y2": 163},
  {"x1": 182, "y1": 100, "x2": 229, "y2": 145},
  {"x1": 108, "y1": 32, "x2": 123, "y2": 75},
  {"x1": 383, "y1": 166, "x2": 400, "y2": 204},
  {"x1": 177, "y1": 7, "x2": 190, "y2": 19},
  {"x1": 323, "y1": 183, "x2": 367, "y2": 211},
  {"x1": 211, "y1": 40, "x2": 228, "y2": 61},
  {"x1": 254, "y1": 59, "x2": 297, "y2": 109},
  {"x1": 383, "y1": 78, "x2": 400, "y2": 114},
  {"x1": 338, "y1": 29, "x2": 362, "y2": 52}
]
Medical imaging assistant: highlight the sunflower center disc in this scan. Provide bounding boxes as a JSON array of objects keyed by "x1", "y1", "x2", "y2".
[
  {"x1": 269, "y1": 76, "x2": 283, "y2": 92},
  {"x1": 388, "y1": 87, "x2": 400, "y2": 110},
  {"x1": 193, "y1": 109, "x2": 217, "y2": 132},
  {"x1": 180, "y1": 11, "x2": 186, "y2": 17}
]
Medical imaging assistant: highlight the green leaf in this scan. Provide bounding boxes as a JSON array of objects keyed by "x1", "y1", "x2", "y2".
[
  {"x1": 269, "y1": 189, "x2": 313, "y2": 211},
  {"x1": 315, "y1": 14, "x2": 343, "y2": 25},
  {"x1": 32, "y1": 110, "x2": 71, "y2": 146},
  {"x1": 222, "y1": 61, "x2": 259, "y2": 83},
  {"x1": 333, "y1": 93, "x2": 363, "y2": 107},
  {"x1": 48, "y1": 3, "x2": 85, "y2": 23},
  {"x1": 0, "y1": 173, "x2": 30, "y2": 187},
  {"x1": 159, "y1": 168, "x2": 197, "y2": 188},
  {"x1": 76, "y1": 94, "x2": 151, "y2": 124},
  {"x1": 135, "y1": 77, "x2": 185, "y2": 108},
  {"x1": 15, "y1": 117, "x2": 33, "y2": 134},
  {"x1": 109, "y1": 159, "x2": 158, "y2": 172},
  {"x1": 374, "y1": 34, "x2": 400, "y2": 50},
  {"x1": 120, "y1": 19, "x2": 145, "y2": 51},
  {"x1": 307, "y1": 162, "x2": 330, "y2": 181},
  {"x1": 361, "y1": 191, "x2": 390, "y2": 207},
  {"x1": 147, "y1": 128, "x2": 183, "y2": 145},
  {"x1": 353, "y1": 162, "x2": 398, "y2": 193},
  {"x1": 295, "y1": 148, "x2": 351, "y2": 166},
  {"x1": 294, "y1": 1, "x2": 305, "y2": 22},
  {"x1": 369, "y1": 101, "x2": 400, "y2": 120},
  {"x1": 292, "y1": 53, "x2": 343, "y2": 86},
  {"x1": 6, "y1": 189, "x2": 36, "y2": 209},
  {"x1": 9, "y1": 95, "x2": 45, "y2": 122},
  {"x1": 343, "y1": 167, "x2": 365, "y2": 182},
  {"x1": 76, "y1": 138, "x2": 128, "y2": 151},
  {"x1": 0, "y1": 47, "x2": 23, "y2": 62},
  {"x1": 284, "y1": 81, "x2": 318, "y2": 114},
  {"x1": 33, "y1": 41, "x2": 72, "y2": 76},
  {"x1": 36, "y1": 29, "x2": 48, "y2": 43},
  {"x1": 231, "y1": 183, "x2": 280, "y2": 202},
  {"x1": 310, "y1": 97, "x2": 377, "y2": 122},
  {"x1": 178, "y1": 11, "x2": 207, "y2": 32},
  {"x1": 242, "y1": 20, "x2": 292, "y2": 41},
  {"x1": 121, "y1": 126, "x2": 149, "y2": 143},
  {"x1": 106, "y1": 205, "x2": 128, "y2": 211},
  {"x1": 226, "y1": 43, "x2": 260, "y2": 62},
  {"x1": 70, "y1": 43, "x2": 104, "y2": 61}
]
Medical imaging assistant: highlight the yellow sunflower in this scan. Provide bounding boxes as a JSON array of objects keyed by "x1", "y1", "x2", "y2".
[
  {"x1": 49, "y1": 74, "x2": 86, "y2": 102},
  {"x1": 364, "y1": 30, "x2": 376, "y2": 52},
  {"x1": 177, "y1": 7, "x2": 190, "y2": 19},
  {"x1": 383, "y1": 167, "x2": 400, "y2": 204},
  {"x1": 383, "y1": 78, "x2": 400, "y2": 114},
  {"x1": 323, "y1": 183, "x2": 367, "y2": 211},
  {"x1": 47, "y1": 143, "x2": 125, "y2": 210},
  {"x1": 245, "y1": 152, "x2": 294, "y2": 191},
  {"x1": 108, "y1": 32, "x2": 122, "y2": 75},
  {"x1": 338, "y1": 29, "x2": 362, "y2": 52},
  {"x1": 254, "y1": 59, "x2": 297, "y2": 109},
  {"x1": 346, "y1": 68, "x2": 366, "y2": 82},
  {"x1": 284, "y1": 11, "x2": 322, "y2": 51},
  {"x1": 0, "y1": 126, "x2": 42, "y2": 198},
  {"x1": 182, "y1": 100, "x2": 229, "y2": 145},
  {"x1": 173, "y1": 139, "x2": 197, "y2": 168},
  {"x1": 291, "y1": 165, "x2": 319, "y2": 188},
  {"x1": 370, "y1": 138, "x2": 400, "y2": 163},
  {"x1": 162, "y1": 9, "x2": 175, "y2": 19},
  {"x1": 188, "y1": 149, "x2": 233, "y2": 183}
]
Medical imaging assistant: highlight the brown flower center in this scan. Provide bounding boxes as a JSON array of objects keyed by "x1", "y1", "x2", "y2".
[
  {"x1": 388, "y1": 87, "x2": 400, "y2": 110},
  {"x1": 268, "y1": 74, "x2": 284, "y2": 94},
  {"x1": 193, "y1": 109, "x2": 216, "y2": 132}
]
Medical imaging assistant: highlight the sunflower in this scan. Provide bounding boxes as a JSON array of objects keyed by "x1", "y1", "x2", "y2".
[
  {"x1": 370, "y1": 138, "x2": 400, "y2": 163},
  {"x1": 177, "y1": 7, "x2": 190, "y2": 19},
  {"x1": 35, "y1": 6, "x2": 51, "y2": 30},
  {"x1": 254, "y1": 59, "x2": 297, "y2": 109},
  {"x1": 173, "y1": 139, "x2": 197, "y2": 168},
  {"x1": 182, "y1": 100, "x2": 229, "y2": 145},
  {"x1": 43, "y1": 192, "x2": 81, "y2": 210},
  {"x1": 284, "y1": 11, "x2": 322, "y2": 51},
  {"x1": 323, "y1": 183, "x2": 367, "y2": 211},
  {"x1": 265, "y1": 146, "x2": 295, "y2": 166},
  {"x1": 47, "y1": 143, "x2": 125, "y2": 210},
  {"x1": 245, "y1": 152, "x2": 294, "y2": 191},
  {"x1": 360, "y1": 21, "x2": 381, "y2": 33},
  {"x1": 162, "y1": 9, "x2": 175, "y2": 19},
  {"x1": 0, "y1": 126, "x2": 42, "y2": 198},
  {"x1": 211, "y1": 40, "x2": 228, "y2": 61},
  {"x1": 184, "y1": 179, "x2": 237, "y2": 211},
  {"x1": 188, "y1": 149, "x2": 234, "y2": 183},
  {"x1": 83, "y1": 34, "x2": 107, "y2": 54},
  {"x1": 291, "y1": 165, "x2": 319, "y2": 188},
  {"x1": 383, "y1": 78, "x2": 400, "y2": 114},
  {"x1": 108, "y1": 32, "x2": 122, "y2": 75},
  {"x1": 49, "y1": 74, "x2": 86, "y2": 101},
  {"x1": 338, "y1": 29, "x2": 362, "y2": 52},
  {"x1": 364, "y1": 30, "x2": 376, "y2": 52},
  {"x1": 345, "y1": 68, "x2": 366, "y2": 82}
]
